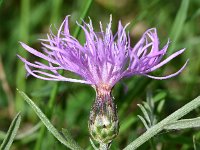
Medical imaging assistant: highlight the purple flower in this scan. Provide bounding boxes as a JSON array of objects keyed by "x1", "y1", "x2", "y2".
[{"x1": 18, "y1": 16, "x2": 188, "y2": 90}]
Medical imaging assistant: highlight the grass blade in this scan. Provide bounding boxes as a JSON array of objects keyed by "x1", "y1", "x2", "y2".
[
  {"x1": 15, "y1": 0, "x2": 30, "y2": 112},
  {"x1": 73, "y1": 0, "x2": 93, "y2": 38},
  {"x1": 18, "y1": 90, "x2": 84, "y2": 150},
  {"x1": 0, "y1": 113, "x2": 21, "y2": 150},
  {"x1": 168, "y1": 0, "x2": 189, "y2": 55},
  {"x1": 0, "y1": 0, "x2": 3, "y2": 7}
]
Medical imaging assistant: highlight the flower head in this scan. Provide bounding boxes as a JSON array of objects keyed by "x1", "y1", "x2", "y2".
[
  {"x1": 18, "y1": 16, "x2": 188, "y2": 90},
  {"x1": 18, "y1": 16, "x2": 188, "y2": 146}
]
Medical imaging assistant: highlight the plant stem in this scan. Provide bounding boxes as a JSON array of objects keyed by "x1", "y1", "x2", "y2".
[
  {"x1": 99, "y1": 143, "x2": 109, "y2": 150},
  {"x1": 15, "y1": 0, "x2": 30, "y2": 112},
  {"x1": 123, "y1": 96, "x2": 200, "y2": 150},
  {"x1": 73, "y1": 0, "x2": 93, "y2": 38}
]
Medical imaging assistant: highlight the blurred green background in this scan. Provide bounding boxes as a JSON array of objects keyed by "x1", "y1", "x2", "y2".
[{"x1": 0, "y1": 0, "x2": 200, "y2": 149}]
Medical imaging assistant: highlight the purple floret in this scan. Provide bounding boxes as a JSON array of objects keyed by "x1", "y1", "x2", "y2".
[{"x1": 18, "y1": 16, "x2": 188, "y2": 88}]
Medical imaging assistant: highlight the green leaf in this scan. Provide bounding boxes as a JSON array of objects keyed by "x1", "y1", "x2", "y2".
[
  {"x1": 142, "y1": 101, "x2": 151, "y2": 113},
  {"x1": 18, "y1": 89, "x2": 84, "y2": 150},
  {"x1": 137, "y1": 104, "x2": 151, "y2": 125},
  {"x1": 192, "y1": 135, "x2": 200, "y2": 150},
  {"x1": 190, "y1": 8, "x2": 200, "y2": 21},
  {"x1": 61, "y1": 128, "x2": 82, "y2": 149},
  {"x1": 123, "y1": 95, "x2": 200, "y2": 150},
  {"x1": 89, "y1": 138, "x2": 98, "y2": 150},
  {"x1": 193, "y1": 136, "x2": 197, "y2": 150},
  {"x1": 73, "y1": 0, "x2": 93, "y2": 38},
  {"x1": 164, "y1": 117, "x2": 200, "y2": 130},
  {"x1": 0, "y1": 123, "x2": 41, "y2": 140},
  {"x1": 0, "y1": 0, "x2": 3, "y2": 6},
  {"x1": 153, "y1": 92, "x2": 167, "y2": 103},
  {"x1": 168, "y1": 0, "x2": 189, "y2": 55},
  {"x1": 157, "y1": 99, "x2": 165, "y2": 113},
  {"x1": 0, "y1": 113, "x2": 21, "y2": 150},
  {"x1": 137, "y1": 115, "x2": 149, "y2": 129},
  {"x1": 16, "y1": 122, "x2": 41, "y2": 140}
]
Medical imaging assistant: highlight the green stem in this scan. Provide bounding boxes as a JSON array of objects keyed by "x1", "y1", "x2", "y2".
[
  {"x1": 15, "y1": 0, "x2": 30, "y2": 112},
  {"x1": 50, "y1": 0, "x2": 62, "y2": 24},
  {"x1": 73, "y1": 0, "x2": 93, "y2": 38},
  {"x1": 99, "y1": 143, "x2": 109, "y2": 150},
  {"x1": 123, "y1": 96, "x2": 200, "y2": 150}
]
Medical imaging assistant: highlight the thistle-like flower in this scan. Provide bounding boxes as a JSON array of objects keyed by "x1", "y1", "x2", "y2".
[{"x1": 18, "y1": 16, "x2": 188, "y2": 147}]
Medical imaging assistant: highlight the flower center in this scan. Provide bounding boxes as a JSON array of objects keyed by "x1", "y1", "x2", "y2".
[{"x1": 96, "y1": 83, "x2": 111, "y2": 99}]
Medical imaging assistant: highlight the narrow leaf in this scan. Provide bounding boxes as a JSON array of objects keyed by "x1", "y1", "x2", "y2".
[
  {"x1": 89, "y1": 138, "x2": 98, "y2": 150},
  {"x1": 0, "y1": 0, "x2": 3, "y2": 6},
  {"x1": 153, "y1": 92, "x2": 167, "y2": 103},
  {"x1": 123, "y1": 95, "x2": 200, "y2": 150},
  {"x1": 16, "y1": 122, "x2": 41, "y2": 139},
  {"x1": 0, "y1": 123, "x2": 41, "y2": 140},
  {"x1": 142, "y1": 102, "x2": 152, "y2": 113},
  {"x1": 164, "y1": 117, "x2": 200, "y2": 130},
  {"x1": 137, "y1": 115, "x2": 149, "y2": 129},
  {"x1": 168, "y1": 0, "x2": 189, "y2": 55},
  {"x1": 157, "y1": 100, "x2": 165, "y2": 113},
  {"x1": 73, "y1": 0, "x2": 93, "y2": 38},
  {"x1": 146, "y1": 91, "x2": 154, "y2": 109},
  {"x1": 137, "y1": 104, "x2": 151, "y2": 125},
  {"x1": 61, "y1": 128, "x2": 82, "y2": 149},
  {"x1": 18, "y1": 90, "x2": 83, "y2": 150},
  {"x1": 193, "y1": 135, "x2": 197, "y2": 150},
  {"x1": 0, "y1": 113, "x2": 21, "y2": 150}
]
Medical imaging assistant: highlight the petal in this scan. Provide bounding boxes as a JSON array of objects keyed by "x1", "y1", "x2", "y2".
[
  {"x1": 147, "y1": 48, "x2": 186, "y2": 72},
  {"x1": 145, "y1": 59, "x2": 189, "y2": 80},
  {"x1": 17, "y1": 55, "x2": 62, "y2": 70},
  {"x1": 25, "y1": 64, "x2": 92, "y2": 84},
  {"x1": 20, "y1": 42, "x2": 59, "y2": 65}
]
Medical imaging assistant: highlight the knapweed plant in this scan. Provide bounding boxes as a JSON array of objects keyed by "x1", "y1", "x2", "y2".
[{"x1": 16, "y1": 16, "x2": 200, "y2": 150}]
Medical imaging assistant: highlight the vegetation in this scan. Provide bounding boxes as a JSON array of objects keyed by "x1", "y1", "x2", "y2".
[{"x1": 0, "y1": 0, "x2": 200, "y2": 149}]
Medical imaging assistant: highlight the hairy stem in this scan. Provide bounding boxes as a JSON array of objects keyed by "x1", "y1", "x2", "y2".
[
  {"x1": 99, "y1": 143, "x2": 109, "y2": 150},
  {"x1": 124, "y1": 96, "x2": 200, "y2": 150}
]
